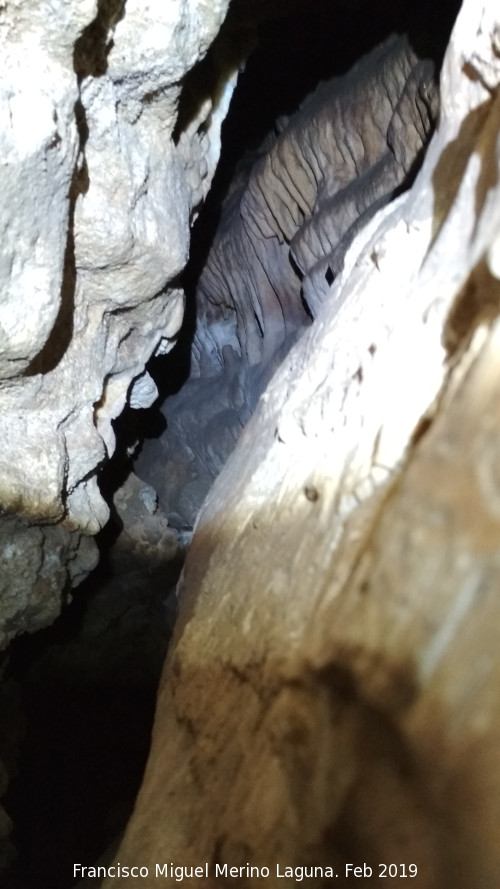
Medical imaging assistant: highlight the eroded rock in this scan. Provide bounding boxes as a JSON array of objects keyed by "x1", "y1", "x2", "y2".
[
  {"x1": 0, "y1": 0, "x2": 235, "y2": 647},
  {"x1": 0, "y1": 0, "x2": 242, "y2": 871}
]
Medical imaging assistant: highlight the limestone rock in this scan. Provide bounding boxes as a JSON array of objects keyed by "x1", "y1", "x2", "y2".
[
  {"x1": 0, "y1": 0, "x2": 234, "y2": 647},
  {"x1": 0, "y1": 517, "x2": 98, "y2": 649},
  {"x1": 103, "y1": 1, "x2": 500, "y2": 885}
]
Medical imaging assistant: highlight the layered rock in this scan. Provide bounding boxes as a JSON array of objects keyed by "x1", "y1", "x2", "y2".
[{"x1": 104, "y1": 0, "x2": 500, "y2": 885}]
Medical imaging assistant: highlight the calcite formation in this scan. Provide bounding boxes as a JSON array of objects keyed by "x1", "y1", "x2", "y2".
[
  {"x1": 138, "y1": 34, "x2": 439, "y2": 528},
  {"x1": 103, "y1": 0, "x2": 500, "y2": 886}
]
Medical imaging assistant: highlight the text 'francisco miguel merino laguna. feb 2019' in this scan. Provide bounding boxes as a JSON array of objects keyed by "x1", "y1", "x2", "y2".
[{"x1": 73, "y1": 861, "x2": 419, "y2": 881}]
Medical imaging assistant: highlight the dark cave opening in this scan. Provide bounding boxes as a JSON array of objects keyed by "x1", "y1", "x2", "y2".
[{"x1": 1, "y1": 1, "x2": 462, "y2": 887}]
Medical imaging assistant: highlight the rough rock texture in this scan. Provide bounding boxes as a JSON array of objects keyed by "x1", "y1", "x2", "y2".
[
  {"x1": 138, "y1": 35, "x2": 438, "y2": 528},
  {"x1": 18, "y1": 471, "x2": 184, "y2": 691},
  {"x1": 104, "y1": 1, "x2": 500, "y2": 886},
  {"x1": 0, "y1": 0, "x2": 241, "y2": 870},
  {"x1": 0, "y1": 0, "x2": 235, "y2": 648}
]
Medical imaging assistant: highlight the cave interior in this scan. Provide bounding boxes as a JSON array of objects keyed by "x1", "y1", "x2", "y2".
[{"x1": 1, "y1": 1, "x2": 462, "y2": 887}]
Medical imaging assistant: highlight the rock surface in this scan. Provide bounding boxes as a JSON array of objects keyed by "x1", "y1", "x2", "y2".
[
  {"x1": 0, "y1": 0, "x2": 241, "y2": 871},
  {"x1": 103, "y1": 1, "x2": 500, "y2": 885},
  {"x1": 0, "y1": 0, "x2": 234, "y2": 648},
  {"x1": 138, "y1": 34, "x2": 438, "y2": 528}
]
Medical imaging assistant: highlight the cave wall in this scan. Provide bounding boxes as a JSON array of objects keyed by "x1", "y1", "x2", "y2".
[
  {"x1": 2, "y1": 0, "x2": 500, "y2": 883},
  {"x1": 0, "y1": 0, "x2": 241, "y2": 870},
  {"x1": 101, "y1": 0, "x2": 500, "y2": 885},
  {"x1": 0, "y1": 0, "x2": 236, "y2": 645}
]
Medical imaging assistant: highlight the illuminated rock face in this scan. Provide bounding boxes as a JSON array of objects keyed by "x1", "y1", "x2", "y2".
[
  {"x1": 0, "y1": 0, "x2": 233, "y2": 648},
  {"x1": 103, "y1": 1, "x2": 500, "y2": 886},
  {"x1": 0, "y1": 2, "x2": 237, "y2": 864}
]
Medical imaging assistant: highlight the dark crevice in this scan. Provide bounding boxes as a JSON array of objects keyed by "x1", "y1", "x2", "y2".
[
  {"x1": 325, "y1": 266, "x2": 335, "y2": 287},
  {"x1": 3, "y1": 536, "x2": 183, "y2": 889},
  {"x1": 24, "y1": 117, "x2": 89, "y2": 377},
  {"x1": 73, "y1": 0, "x2": 125, "y2": 80},
  {"x1": 23, "y1": 215, "x2": 76, "y2": 376}
]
